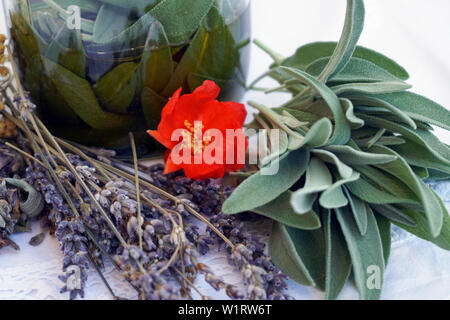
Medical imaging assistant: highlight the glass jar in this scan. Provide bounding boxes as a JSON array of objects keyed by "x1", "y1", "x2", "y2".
[{"x1": 3, "y1": 0, "x2": 251, "y2": 152}]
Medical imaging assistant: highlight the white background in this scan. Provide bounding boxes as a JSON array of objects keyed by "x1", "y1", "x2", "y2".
[{"x1": 0, "y1": 0, "x2": 449, "y2": 300}]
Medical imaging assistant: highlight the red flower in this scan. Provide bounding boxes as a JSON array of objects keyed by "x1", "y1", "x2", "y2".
[{"x1": 147, "y1": 81, "x2": 248, "y2": 180}]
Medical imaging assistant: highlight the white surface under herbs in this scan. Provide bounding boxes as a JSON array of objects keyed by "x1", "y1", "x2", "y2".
[{"x1": 0, "y1": 0, "x2": 449, "y2": 300}]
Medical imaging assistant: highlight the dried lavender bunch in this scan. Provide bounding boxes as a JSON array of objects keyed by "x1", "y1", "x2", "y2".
[
  {"x1": 146, "y1": 164, "x2": 291, "y2": 300},
  {"x1": 0, "y1": 180, "x2": 20, "y2": 249}
]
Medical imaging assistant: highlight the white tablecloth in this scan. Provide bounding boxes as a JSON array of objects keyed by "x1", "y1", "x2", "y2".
[{"x1": 0, "y1": 0, "x2": 449, "y2": 300}]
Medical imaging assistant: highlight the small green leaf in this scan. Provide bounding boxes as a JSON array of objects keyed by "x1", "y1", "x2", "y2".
[
  {"x1": 222, "y1": 150, "x2": 310, "y2": 214},
  {"x1": 349, "y1": 95, "x2": 417, "y2": 129},
  {"x1": 341, "y1": 98, "x2": 364, "y2": 129},
  {"x1": 324, "y1": 145, "x2": 397, "y2": 165},
  {"x1": 332, "y1": 81, "x2": 411, "y2": 95},
  {"x1": 291, "y1": 157, "x2": 332, "y2": 214},
  {"x1": 270, "y1": 222, "x2": 326, "y2": 289},
  {"x1": 252, "y1": 191, "x2": 321, "y2": 230},
  {"x1": 393, "y1": 191, "x2": 450, "y2": 250},
  {"x1": 317, "y1": 0, "x2": 365, "y2": 81},
  {"x1": 374, "y1": 214, "x2": 391, "y2": 266},
  {"x1": 324, "y1": 210, "x2": 351, "y2": 300},
  {"x1": 319, "y1": 172, "x2": 360, "y2": 210},
  {"x1": 347, "y1": 175, "x2": 419, "y2": 206},
  {"x1": 336, "y1": 205, "x2": 385, "y2": 300},
  {"x1": 94, "y1": 62, "x2": 137, "y2": 113},
  {"x1": 307, "y1": 57, "x2": 403, "y2": 84},
  {"x1": 293, "y1": 118, "x2": 333, "y2": 150},
  {"x1": 312, "y1": 149, "x2": 354, "y2": 179},
  {"x1": 368, "y1": 91, "x2": 450, "y2": 131},
  {"x1": 343, "y1": 186, "x2": 368, "y2": 235},
  {"x1": 372, "y1": 204, "x2": 417, "y2": 227},
  {"x1": 280, "y1": 42, "x2": 409, "y2": 80}
]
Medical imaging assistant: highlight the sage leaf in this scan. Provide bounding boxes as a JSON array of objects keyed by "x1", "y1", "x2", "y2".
[
  {"x1": 393, "y1": 190, "x2": 450, "y2": 250},
  {"x1": 222, "y1": 150, "x2": 310, "y2": 214},
  {"x1": 280, "y1": 42, "x2": 409, "y2": 80},
  {"x1": 252, "y1": 191, "x2": 321, "y2": 230},
  {"x1": 308, "y1": 57, "x2": 403, "y2": 84},
  {"x1": 391, "y1": 140, "x2": 450, "y2": 175},
  {"x1": 374, "y1": 215, "x2": 391, "y2": 266},
  {"x1": 332, "y1": 81, "x2": 411, "y2": 95},
  {"x1": 370, "y1": 145, "x2": 443, "y2": 237},
  {"x1": 43, "y1": 58, "x2": 135, "y2": 131},
  {"x1": 270, "y1": 222, "x2": 326, "y2": 290},
  {"x1": 291, "y1": 157, "x2": 332, "y2": 214},
  {"x1": 323, "y1": 210, "x2": 351, "y2": 300},
  {"x1": 319, "y1": 171, "x2": 360, "y2": 210},
  {"x1": 347, "y1": 174, "x2": 419, "y2": 206},
  {"x1": 349, "y1": 95, "x2": 417, "y2": 129},
  {"x1": 94, "y1": 62, "x2": 137, "y2": 113},
  {"x1": 269, "y1": 223, "x2": 319, "y2": 287},
  {"x1": 312, "y1": 149, "x2": 354, "y2": 179},
  {"x1": 371, "y1": 204, "x2": 416, "y2": 227},
  {"x1": 280, "y1": 67, "x2": 351, "y2": 145},
  {"x1": 343, "y1": 186, "x2": 368, "y2": 235},
  {"x1": 336, "y1": 206, "x2": 385, "y2": 300},
  {"x1": 368, "y1": 91, "x2": 450, "y2": 131},
  {"x1": 341, "y1": 98, "x2": 364, "y2": 129},
  {"x1": 323, "y1": 145, "x2": 397, "y2": 165},
  {"x1": 293, "y1": 118, "x2": 333, "y2": 150},
  {"x1": 318, "y1": 0, "x2": 365, "y2": 81}
]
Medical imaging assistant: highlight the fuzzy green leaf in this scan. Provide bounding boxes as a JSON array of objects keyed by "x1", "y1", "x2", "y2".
[
  {"x1": 308, "y1": 57, "x2": 403, "y2": 84},
  {"x1": 270, "y1": 222, "x2": 326, "y2": 289},
  {"x1": 332, "y1": 81, "x2": 411, "y2": 95},
  {"x1": 281, "y1": 42, "x2": 409, "y2": 80},
  {"x1": 317, "y1": 0, "x2": 365, "y2": 81},
  {"x1": 324, "y1": 145, "x2": 397, "y2": 165},
  {"x1": 223, "y1": 150, "x2": 310, "y2": 214},
  {"x1": 252, "y1": 191, "x2": 321, "y2": 230},
  {"x1": 324, "y1": 210, "x2": 352, "y2": 300},
  {"x1": 312, "y1": 149, "x2": 354, "y2": 179},
  {"x1": 291, "y1": 157, "x2": 332, "y2": 214},
  {"x1": 319, "y1": 172, "x2": 360, "y2": 210},
  {"x1": 341, "y1": 98, "x2": 365, "y2": 129},
  {"x1": 372, "y1": 204, "x2": 417, "y2": 227},
  {"x1": 336, "y1": 206, "x2": 385, "y2": 300},
  {"x1": 343, "y1": 186, "x2": 368, "y2": 235},
  {"x1": 374, "y1": 215, "x2": 391, "y2": 266}
]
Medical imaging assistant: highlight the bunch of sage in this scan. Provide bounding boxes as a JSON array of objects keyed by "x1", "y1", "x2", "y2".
[
  {"x1": 9, "y1": 0, "x2": 250, "y2": 147},
  {"x1": 223, "y1": 0, "x2": 450, "y2": 300}
]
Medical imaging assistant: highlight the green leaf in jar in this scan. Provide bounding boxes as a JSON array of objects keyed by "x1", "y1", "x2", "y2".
[
  {"x1": 44, "y1": 24, "x2": 86, "y2": 78},
  {"x1": 162, "y1": 5, "x2": 238, "y2": 96},
  {"x1": 93, "y1": 62, "x2": 137, "y2": 114},
  {"x1": 10, "y1": 12, "x2": 41, "y2": 61},
  {"x1": 141, "y1": 86, "x2": 168, "y2": 129},
  {"x1": 92, "y1": 4, "x2": 132, "y2": 44},
  {"x1": 139, "y1": 21, "x2": 174, "y2": 93},
  {"x1": 43, "y1": 58, "x2": 135, "y2": 131}
]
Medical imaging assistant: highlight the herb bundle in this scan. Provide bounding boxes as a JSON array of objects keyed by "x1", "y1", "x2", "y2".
[
  {"x1": 9, "y1": 0, "x2": 250, "y2": 147},
  {"x1": 223, "y1": 0, "x2": 450, "y2": 300}
]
